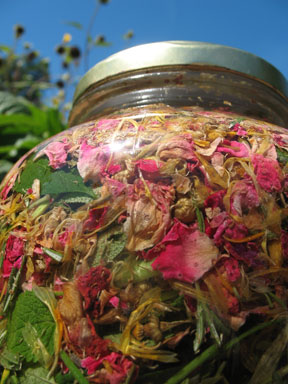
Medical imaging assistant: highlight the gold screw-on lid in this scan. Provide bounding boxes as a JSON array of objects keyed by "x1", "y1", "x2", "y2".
[{"x1": 73, "y1": 41, "x2": 288, "y2": 103}]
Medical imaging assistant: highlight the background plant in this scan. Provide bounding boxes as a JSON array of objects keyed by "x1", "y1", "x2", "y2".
[{"x1": 0, "y1": 0, "x2": 133, "y2": 182}]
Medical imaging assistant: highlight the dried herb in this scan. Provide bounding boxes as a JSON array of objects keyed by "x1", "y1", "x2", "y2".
[
  {"x1": 1, "y1": 105, "x2": 288, "y2": 383},
  {"x1": 91, "y1": 224, "x2": 127, "y2": 266}
]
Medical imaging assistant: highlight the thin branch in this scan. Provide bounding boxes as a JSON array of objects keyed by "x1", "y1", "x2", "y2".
[{"x1": 84, "y1": 0, "x2": 101, "y2": 71}]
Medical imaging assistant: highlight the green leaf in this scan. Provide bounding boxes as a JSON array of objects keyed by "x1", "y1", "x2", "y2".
[
  {"x1": 0, "y1": 114, "x2": 45, "y2": 135},
  {"x1": 103, "y1": 333, "x2": 121, "y2": 344},
  {"x1": 3, "y1": 257, "x2": 26, "y2": 313},
  {"x1": 249, "y1": 322, "x2": 288, "y2": 384},
  {"x1": 28, "y1": 105, "x2": 65, "y2": 136},
  {"x1": 0, "y1": 105, "x2": 65, "y2": 138},
  {"x1": 94, "y1": 40, "x2": 112, "y2": 47},
  {"x1": 44, "y1": 108, "x2": 66, "y2": 136},
  {"x1": 6, "y1": 291, "x2": 56, "y2": 363},
  {"x1": 42, "y1": 247, "x2": 63, "y2": 262},
  {"x1": 193, "y1": 301, "x2": 204, "y2": 353},
  {"x1": 55, "y1": 372, "x2": 75, "y2": 384},
  {"x1": 92, "y1": 225, "x2": 127, "y2": 266},
  {"x1": 113, "y1": 259, "x2": 158, "y2": 288},
  {"x1": 14, "y1": 157, "x2": 95, "y2": 202},
  {"x1": 137, "y1": 366, "x2": 184, "y2": 384},
  {"x1": 0, "y1": 92, "x2": 31, "y2": 115},
  {"x1": 170, "y1": 295, "x2": 185, "y2": 309},
  {"x1": 18, "y1": 366, "x2": 56, "y2": 384},
  {"x1": 0, "y1": 347, "x2": 22, "y2": 370},
  {"x1": 0, "y1": 45, "x2": 12, "y2": 54},
  {"x1": 14, "y1": 134, "x2": 41, "y2": 150},
  {"x1": 13, "y1": 157, "x2": 52, "y2": 193},
  {"x1": 123, "y1": 30, "x2": 134, "y2": 40},
  {"x1": 195, "y1": 207, "x2": 205, "y2": 232},
  {"x1": 276, "y1": 147, "x2": 288, "y2": 164},
  {"x1": 59, "y1": 351, "x2": 89, "y2": 384},
  {"x1": 21, "y1": 322, "x2": 52, "y2": 367},
  {"x1": 202, "y1": 304, "x2": 222, "y2": 346},
  {"x1": 0, "y1": 145, "x2": 16, "y2": 154},
  {"x1": 63, "y1": 21, "x2": 83, "y2": 29},
  {"x1": 41, "y1": 166, "x2": 96, "y2": 198},
  {"x1": 57, "y1": 193, "x2": 94, "y2": 205},
  {"x1": 0, "y1": 160, "x2": 13, "y2": 176},
  {"x1": 229, "y1": 118, "x2": 245, "y2": 128},
  {"x1": 0, "y1": 319, "x2": 7, "y2": 348}
]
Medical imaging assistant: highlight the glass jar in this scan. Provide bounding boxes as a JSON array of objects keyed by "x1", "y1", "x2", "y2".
[{"x1": 1, "y1": 41, "x2": 288, "y2": 384}]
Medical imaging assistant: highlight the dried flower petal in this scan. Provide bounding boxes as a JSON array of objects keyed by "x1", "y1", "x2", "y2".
[
  {"x1": 252, "y1": 154, "x2": 283, "y2": 192},
  {"x1": 44, "y1": 139, "x2": 71, "y2": 169},
  {"x1": 223, "y1": 258, "x2": 241, "y2": 282},
  {"x1": 3, "y1": 235, "x2": 24, "y2": 278},
  {"x1": 77, "y1": 141, "x2": 110, "y2": 182},
  {"x1": 125, "y1": 181, "x2": 173, "y2": 251},
  {"x1": 217, "y1": 140, "x2": 250, "y2": 157},
  {"x1": 81, "y1": 352, "x2": 134, "y2": 383},
  {"x1": 151, "y1": 221, "x2": 219, "y2": 283},
  {"x1": 77, "y1": 266, "x2": 111, "y2": 313}
]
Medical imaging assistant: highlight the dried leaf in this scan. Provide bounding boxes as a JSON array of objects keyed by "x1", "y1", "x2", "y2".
[{"x1": 91, "y1": 225, "x2": 126, "y2": 266}]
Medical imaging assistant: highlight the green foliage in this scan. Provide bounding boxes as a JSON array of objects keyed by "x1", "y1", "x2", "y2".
[
  {"x1": 17, "y1": 366, "x2": 56, "y2": 384},
  {"x1": 0, "y1": 160, "x2": 13, "y2": 178},
  {"x1": 0, "y1": 47, "x2": 50, "y2": 106},
  {"x1": 6, "y1": 291, "x2": 56, "y2": 363},
  {"x1": 123, "y1": 30, "x2": 134, "y2": 40},
  {"x1": 0, "y1": 92, "x2": 30, "y2": 115},
  {"x1": 0, "y1": 98, "x2": 66, "y2": 139},
  {"x1": 0, "y1": 347, "x2": 22, "y2": 370},
  {"x1": 59, "y1": 351, "x2": 89, "y2": 384},
  {"x1": 14, "y1": 157, "x2": 96, "y2": 201},
  {"x1": 54, "y1": 372, "x2": 75, "y2": 384},
  {"x1": 0, "y1": 95, "x2": 66, "y2": 181},
  {"x1": 40, "y1": 166, "x2": 96, "y2": 198},
  {"x1": 276, "y1": 147, "x2": 288, "y2": 164},
  {"x1": 63, "y1": 21, "x2": 83, "y2": 30},
  {"x1": 94, "y1": 35, "x2": 112, "y2": 47},
  {"x1": 21, "y1": 322, "x2": 52, "y2": 367},
  {"x1": 13, "y1": 157, "x2": 52, "y2": 193},
  {"x1": 113, "y1": 259, "x2": 158, "y2": 288},
  {"x1": 0, "y1": 7, "x2": 133, "y2": 183}
]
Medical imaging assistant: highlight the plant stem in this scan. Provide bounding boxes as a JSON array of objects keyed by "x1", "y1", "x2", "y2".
[
  {"x1": 165, "y1": 320, "x2": 276, "y2": 384},
  {"x1": 0, "y1": 369, "x2": 10, "y2": 384},
  {"x1": 84, "y1": 0, "x2": 101, "y2": 70},
  {"x1": 60, "y1": 350, "x2": 89, "y2": 384},
  {"x1": 195, "y1": 206, "x2": 205, "y2": 232}
]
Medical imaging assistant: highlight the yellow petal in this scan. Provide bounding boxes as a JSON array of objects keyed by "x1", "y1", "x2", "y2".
[{"x1": 62, "y1": 33, "x2": 72, "y2": 43}]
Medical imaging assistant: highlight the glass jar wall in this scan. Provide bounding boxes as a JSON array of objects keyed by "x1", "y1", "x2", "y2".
[{"x1": 0, "y1": 42, "x2": 288, "y2": 384}]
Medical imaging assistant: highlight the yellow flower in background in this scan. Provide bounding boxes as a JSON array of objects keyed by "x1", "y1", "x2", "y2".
[{"x1": 62, "y1": 33, "x2": 72, "y2": 43}]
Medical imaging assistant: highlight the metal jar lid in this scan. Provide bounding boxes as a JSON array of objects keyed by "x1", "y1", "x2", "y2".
[{"x1": 73, "y1": 40, "x2": 288, "y2": 103}]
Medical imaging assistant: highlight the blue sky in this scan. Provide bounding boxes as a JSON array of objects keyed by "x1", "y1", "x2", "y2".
[{"x1": 1, "y1": 0, "x2": 288, "y2": 103}]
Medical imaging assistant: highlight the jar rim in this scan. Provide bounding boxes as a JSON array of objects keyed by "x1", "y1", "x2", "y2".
[{"x1": 73, "y1": 41, "x2": 288, "y2": 103}]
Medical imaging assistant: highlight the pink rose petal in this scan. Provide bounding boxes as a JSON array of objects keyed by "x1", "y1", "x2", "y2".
[
  {"x1": 77, "y1": 141, "x2": 110, "y2": 183},
  {"x1": 3, "y1": 234, "x2": 24, "y2": 278},
  {"x1": 151, "y1": 221, "x2": 219, "y2": 283},
  {"x1": 217, "y1": 140, "x2": 250, "y2": 157},
  {"x1": 135, "y1": 159, "x2": 162, "y2": 173},
  {"x1": 252, "y1": 154, "x2": 283, "y2": 192},
  {"x1": 44, "y1": 139, "x2": 71, "y2": 169}
]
